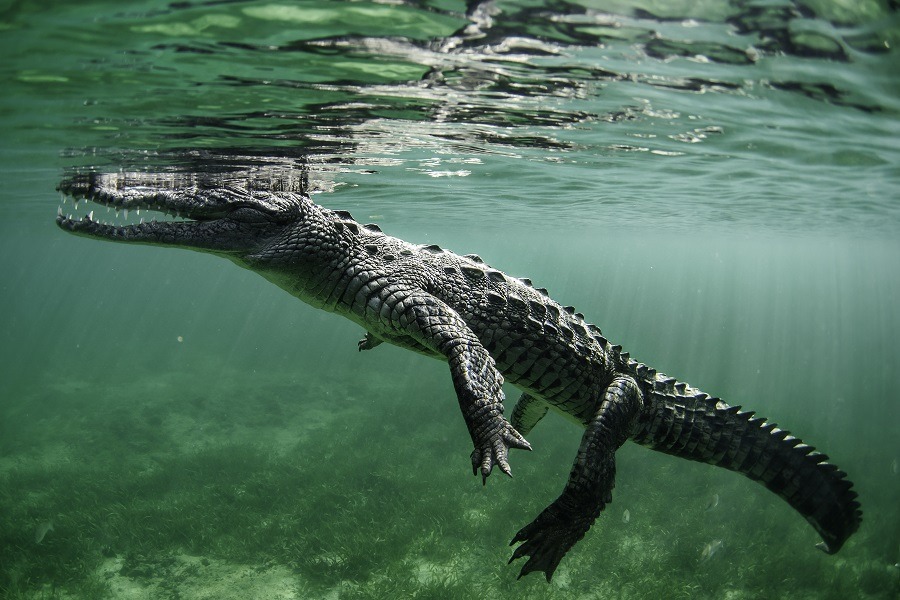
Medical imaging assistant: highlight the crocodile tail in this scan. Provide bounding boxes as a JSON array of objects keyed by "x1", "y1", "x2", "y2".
[{"x1": 630, "y1": 386, "x2": 862, "y2": 553}]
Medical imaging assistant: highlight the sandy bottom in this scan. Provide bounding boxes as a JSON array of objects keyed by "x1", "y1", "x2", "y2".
[{"x1": 96, "y1": 555, "x2": 302, "y2": 600}]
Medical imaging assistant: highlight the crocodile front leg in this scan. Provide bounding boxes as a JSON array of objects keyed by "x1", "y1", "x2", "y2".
[
  {"x1": 357, "y1": 332, "x2": 383, "y2": 351},
  {"x1": 395, "y1": 291, "x2": 532, "y2": 481},
  {"x1": 510, "y1": 376, "x2": 643, "y2": 581}
]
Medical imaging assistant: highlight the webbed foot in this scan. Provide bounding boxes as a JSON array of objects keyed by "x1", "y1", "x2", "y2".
[{"x1": 509, "y1": 500, "x2": 596, "y2": 581}]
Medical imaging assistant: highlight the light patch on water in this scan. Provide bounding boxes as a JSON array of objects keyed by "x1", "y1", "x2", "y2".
[
  {"x1": 425, "y1": 170, "x2": 472, "y2": 178},
  {"x1": 131, "y1": 14, "x2": 241, "y2": 36},
  {"x1": 241, "y1": 2, "x2": 463, "y2": 37}
]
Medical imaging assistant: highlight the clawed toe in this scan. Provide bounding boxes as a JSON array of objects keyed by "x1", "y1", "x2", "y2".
[
  {"x1": 357, "y1": 332, "x2": 383, "y2": 351},
  {"x1": 470, "y1": 422, "x2": 530, "y2": 483},
  {"x1": 508, "y1": 504, "x2": 593, "y2": 581},
  {"x1": 509, "y1": 529, "x2": 568, "y2": 581},
  {"x1": 505, "y1": 432, "x2": 532, "y2": 452}
]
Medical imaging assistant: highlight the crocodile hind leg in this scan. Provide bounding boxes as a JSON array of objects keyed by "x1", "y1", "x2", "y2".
[
  {"x1": 511, "y1": 393, "x2": 550, "y2": 436},
  {"x1": 510, "y1": 376, "x2": 643, "y2": 581}
]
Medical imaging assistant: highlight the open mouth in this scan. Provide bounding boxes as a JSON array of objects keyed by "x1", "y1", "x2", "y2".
[
  {"x1": 56, "y1": 194, "x2": 196, "y2": 236},
  {"x1": 56, "y1": 174, "x2": 203, "y2": 239},
  {"x1": 56, "y1": 171, "x2": 296, "y2": 250}
]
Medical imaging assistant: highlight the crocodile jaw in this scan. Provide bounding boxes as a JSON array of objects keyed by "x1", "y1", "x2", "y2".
[{"x1": 55, "y1": 172, "x2": 302, "y2": 256}]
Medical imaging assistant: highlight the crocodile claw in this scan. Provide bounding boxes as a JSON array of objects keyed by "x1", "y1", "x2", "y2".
[
  {"x1": 470, "y1": 422, "x2": 531, "y2": 484},
  {"x1": 357, "y1": 332, "x2": 383, "y2": 351}
]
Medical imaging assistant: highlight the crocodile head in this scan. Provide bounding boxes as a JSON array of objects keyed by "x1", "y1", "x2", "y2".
[{"x1": 56, "y1": 172, "x2": 312, "y2": 263}]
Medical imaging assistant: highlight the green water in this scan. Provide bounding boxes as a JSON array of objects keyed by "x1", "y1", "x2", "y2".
[{"x1": 1, "y1": 1, "x2": 899, "y2": 598}]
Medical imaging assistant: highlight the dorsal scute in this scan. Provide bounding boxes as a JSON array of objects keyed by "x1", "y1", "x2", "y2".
[
  {"x1": 528, "y1": 300, "x2": 546, "y2": 316},
  {"x1": 486, "y1": 291, "x2": 505, "y2": 305},
  {"x1": 508, "y1": 294, "x2": 527, "y2": 309},
  {"x1": 487, "y1": 270, "x2": 506, "y2": 283},
  {"x1": 461, "y1": 265, "x2": 485, "y2": 279}
]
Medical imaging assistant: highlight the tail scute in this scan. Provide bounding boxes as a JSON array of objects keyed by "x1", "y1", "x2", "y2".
[{"x1": 632, "y1": 390, "x2": 862, "y2": 554}]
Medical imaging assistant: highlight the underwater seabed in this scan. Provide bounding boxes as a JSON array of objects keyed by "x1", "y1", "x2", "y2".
[{"x1": 1, "y1": 357, "x2": 897, "y2": 600}]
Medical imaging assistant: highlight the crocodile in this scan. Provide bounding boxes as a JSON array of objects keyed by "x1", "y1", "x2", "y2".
[{"x1": 56, "y1": 171, "x2": 862, "y2": 580}]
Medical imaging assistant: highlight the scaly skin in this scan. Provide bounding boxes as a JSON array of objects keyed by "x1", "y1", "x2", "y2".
[{"x1": 56, "y1": 171, "x2": 862, "y2": 580}]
